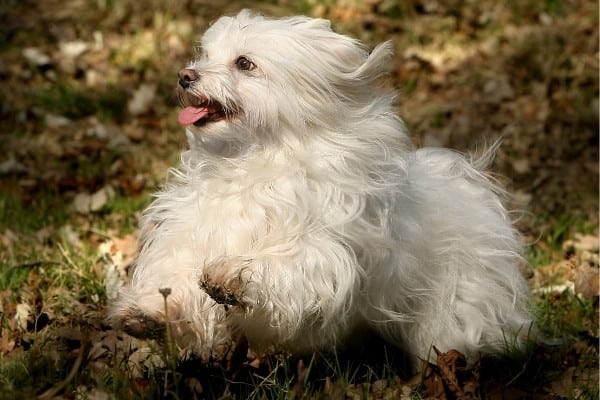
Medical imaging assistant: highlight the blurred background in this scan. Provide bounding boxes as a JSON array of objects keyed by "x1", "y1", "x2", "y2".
[
  {"x1": 1, "y1": 0, "x2": 597, "y2": 236},
  {"x1": 0, "y1": 0, "x2": 597, "y2": 398}
]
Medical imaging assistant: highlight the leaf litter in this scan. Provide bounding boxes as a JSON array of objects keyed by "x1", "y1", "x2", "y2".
[{"x1": 0, "y1": 0, "x2": 598, "y2": 398}]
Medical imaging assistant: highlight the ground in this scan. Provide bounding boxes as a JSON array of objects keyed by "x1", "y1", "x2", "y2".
[{"x1": 0, "y1": 0, "x2": 598, "y2": 399}]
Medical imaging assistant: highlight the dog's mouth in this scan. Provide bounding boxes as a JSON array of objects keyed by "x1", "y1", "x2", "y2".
[{"x1": 178, "y1": 99, "x2": 229, "y2": 127}]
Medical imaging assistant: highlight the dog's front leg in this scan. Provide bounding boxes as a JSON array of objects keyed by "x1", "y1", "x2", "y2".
[{"x1": 198, "y1": 240, "x2": 362, "y2": 351}]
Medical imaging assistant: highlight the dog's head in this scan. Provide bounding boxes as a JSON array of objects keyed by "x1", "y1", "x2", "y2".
[{"x1": 177, "y1": 10, "x2": 393, "y2": 143}]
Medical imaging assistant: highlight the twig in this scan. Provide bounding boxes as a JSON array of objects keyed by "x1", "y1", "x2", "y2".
[
  {"x1": 56, "y1": 242, "x2": 86, "y2": 278},
  {"x1": 86, "y1": 227, "x2": 113, "y2": 239},
  {"x1": 37, "y1": 340, "x2": 88, "y2": 399},
  {"x1": 10, "y1": 260, "x2": 67, "y2": 269},
  {"x1": 57, "y1": 242, "x2": 78, "y2": 270},
  {"x1": 159, "y1": 287, "x2": 180, "y2": 396}
]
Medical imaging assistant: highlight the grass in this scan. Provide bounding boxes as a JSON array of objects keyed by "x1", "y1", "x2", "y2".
[
  {"x1": 0, "y1": 136, "x2": 596, "y2": 400},
  {"x1": 536, "y1": 291, "x2": 598, "y2": 339},
  {"x1": 0, "y1": 188, "x2": 70, "y2": 236},
  {"x1": 0, "y1": 339, "x2": 71, "y2": 397},
  {"x1": 31, "y1": 80, "x2": 128, "y2": 123},
  {"x1": 101, "y1": 192, "x2": 151, "y2": 233},
  {"x1": 0, "y1": 196, "x2": 595, "y2": 391},
  {"x1": 0, "y1": 0, "x2": 597, "y2": 398},
  {"x1": 526, "y1": 210, "x2": 597, "y2": 267}
]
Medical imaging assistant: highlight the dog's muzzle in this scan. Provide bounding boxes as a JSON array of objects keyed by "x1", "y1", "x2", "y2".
[
  {"x1": 176, "y1": 69, "x2": 233, "y2": 127},
  {"x1": 178, "y1": 68, "x2": 198, "y2": 89}
]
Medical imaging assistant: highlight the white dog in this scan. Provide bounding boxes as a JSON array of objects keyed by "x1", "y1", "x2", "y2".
[{"x1": 109, "y1": 10, "x2": 534, "y2": 367}]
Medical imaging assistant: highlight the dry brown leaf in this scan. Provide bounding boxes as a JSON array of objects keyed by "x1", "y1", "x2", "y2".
[
  {"x1": 14, "y1": 303, "x2": 32, "y2": 332},
  {"x1": 0, "y1": 229, "x2": 19, "y2": 248},
  {"x1": 423, "y1": 348, "x2": 480, "y2": 400},
  {"x1": 128, "y1": 83, "x2": 157, "y2": 115},
  {"x1": 22, "y1": 47, "x2": 51, "y2": 66},
  {"x1": 0, "y1": 158, "x2": 27, "y2": 175},
  {"x1": 73, "y1": 185, "x2": 116, "y2": 213},
  {"x1": 185, "y1": 377, "x2": 204, "y2": 396},
  {"x1": 571, "y1": 234, "x2": 599, "y2": 253},
  {"x1": 345, "y1": 384, "x2": 363, "y2": 400},
  {"x1": 569, "y1": 263, "x2": 599, "y2": 298},
  {"x1": 531, "y1": 260, "x2": 572, "y2": 290},
  {"x1": 512, "y1": 158, "x2": 531, "y2": 174},
  {"x1": 324, "y1": 376, "x2": 345, "y2": 400},
  {"x1": 112, "y1": 233, "x2": 140, "y2": 261},
  {"x1": 437, "y1": 348, "x2": 469, "y2": 399},
  {"x1": 549, "y1": 366, "x2": 575, "y2": 398},
  {"x1": 224, "y1": 335, "x2": 248, "y2": 372},
  {"x1": 99, "y1": 234, "x2": 139, "y2": 299},
  {"x1": 423, "y1": 364, "x2": 447, "y2": 399},
  {"x1": 127, "y1": 346, "x2": 166, "y2": 379},
  {"x1": 1, "y1": 328, "x2": 16, "y2": 354}
]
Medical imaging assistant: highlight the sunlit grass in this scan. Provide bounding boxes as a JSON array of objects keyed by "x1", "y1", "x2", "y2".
[
  {"x1": 0, "y1": 0, "x2": 596, "y2": 398},
  {"x1": 31, "y1": 80, "x2": 128, "y2": 122},
  {"x1": 0, "y1": 187, "x2": 70, "y2": 235}
]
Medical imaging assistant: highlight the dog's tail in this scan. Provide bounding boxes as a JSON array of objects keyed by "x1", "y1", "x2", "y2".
[{"x1": 350, "y1": 41, "x2": 394, "y2": 82}]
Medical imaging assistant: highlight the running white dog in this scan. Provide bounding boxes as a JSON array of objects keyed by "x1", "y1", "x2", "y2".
[{"x1": 109, "y1": 10, "x2": 534, "y2": 367}]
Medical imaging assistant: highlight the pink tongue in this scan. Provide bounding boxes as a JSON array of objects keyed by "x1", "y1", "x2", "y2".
[{"x1": 178, "y1": 106, "x2": 210, "y2": 126}]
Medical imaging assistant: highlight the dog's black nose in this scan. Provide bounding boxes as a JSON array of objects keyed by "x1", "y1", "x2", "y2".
[{"x1": 178, "y1": 68, "x2": 198, "y2": 89}]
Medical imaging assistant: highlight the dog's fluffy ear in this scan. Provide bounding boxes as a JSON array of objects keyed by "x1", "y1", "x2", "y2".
[
  {"x1": 302, "y1": 18, "x2": 332, "y2": 31},
  {"x1": 352, "y1": 41, "x2": 394, "y2": 81},
  {"x1": 285, "y1": 15, "x2": 332, "y2": 31}
]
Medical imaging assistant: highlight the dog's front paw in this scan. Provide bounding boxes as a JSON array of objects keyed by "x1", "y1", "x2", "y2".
[
  {"x1": 199, "y1": 261, "x2": 252, "y2": 307},
  {"x1": 119, "y1": 308, "x2": 166, "y2": 340},
  {"x1": 200, "y1": 279, "x2": 244, "y2": 306}
]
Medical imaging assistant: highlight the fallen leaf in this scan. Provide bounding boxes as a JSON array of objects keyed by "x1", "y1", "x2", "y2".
[
  {"x1": 73, "y1": 186, "x2": 115, "y2": 213},
  {"x1": 345, "y1": 384, "x2": 362, "y2": 400},
  {"x1": 77, "y1": 388, "x2": 112, "y2": 400},
  {"x1": 530, "y1": 260, "x2": 572, "y2": 291},
  {"x1": 572, "y1": 234, "x2": 599, "y2": 253},
  {"x1": 104, "y1": 263, "x2": 122, "y2": 300},
  {"x1": 483, "y1": 76, "x2": 515, "y2": 104},
  {"x1": 423, "y1": 348, "x2": 480, "y2": 400},
  {"x1": 44, "y1": 113, "x2": 72, "y2": 128},
  {"x1": 61, "y1": 224, "x2": 82, "y2": 247},
  {"x1": 128, "y1": 84, "x2": 156, "y2": 115},
  {"x1": 512, "y1": 158, "x2": 531, "y2": 174},
  {"x1": 1, "y1": 229, "x2": 19, "y2": 248},
  {"x1": 58, "y1": 40, "x2": 88, "y2": 58},
  {"x1": 90, "y1": 186, "x2": 115, "y2": 211},
  {"x1": 0, "y1": 158, "x2": 27, "y2": 175},
  {"x1": 35, "y1": 226, "x2": 54, "y2": 244},
  {"x1": 99, "y1": 234, "x2": 139, "y2": 299},
  {"x1": 569, "y1": 263, "x2": 599, "y2": 298},
  {"x1": 73, "y1": 192, "x2": 93, "y2": 213},
  {"x1": 185, "y1": 377, "x2": 204, "y2": 396},
  {"x1": 22, "y1": 47, "x2": 51, "y2": 66},
  {"x1": 399, "y1": 385, "x2": 413, "y2": 400},
  {"x1": 1, "y1": 328, "x2": 16, "y2": 354},
  {"x1": 549, "y1": 366, "x2": 575, "y2": 398},
  {"x1": 14, "y1": 303, "x2": 32, "y2": 332},
  {"x1": 423, "y1": 364, "x2": 446, "y2": 399},
  {"x1": 127, "y1": 347, "x2": 166, "y2": 379},
  {"x1": 112, "y1": 234, "x2": 139, "y2": 261}
]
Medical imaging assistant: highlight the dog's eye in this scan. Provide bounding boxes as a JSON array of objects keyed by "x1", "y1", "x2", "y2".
[{"x1": 235, "y1": 56, "x2": 256, "y2": 71}]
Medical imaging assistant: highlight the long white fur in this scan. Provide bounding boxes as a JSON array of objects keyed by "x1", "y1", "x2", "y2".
[{"x1": 109, "y1": 10, "x2": 534, "y2": 366}]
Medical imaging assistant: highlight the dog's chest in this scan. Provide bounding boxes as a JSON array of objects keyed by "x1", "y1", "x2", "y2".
[
  {"x1": 174, "y1": 150, "x2": 384, "y2": 264},
  {"x1": 187, "y1": 164, "x2": 306, "y2": 259}
]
